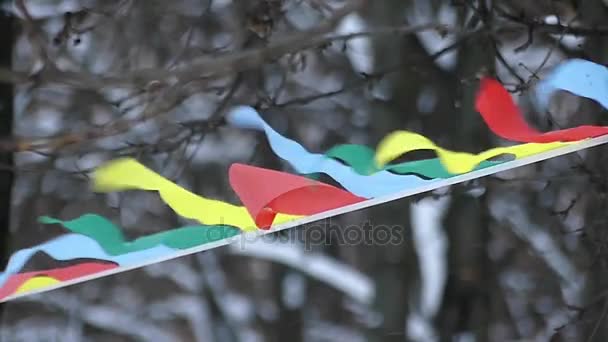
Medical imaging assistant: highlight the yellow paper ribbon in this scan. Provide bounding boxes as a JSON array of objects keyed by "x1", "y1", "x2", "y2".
[
  {"x1": 375, "y1": 131, "x2": 575, "y2": 174},
  {"x1": 15, "y1": 276, "x2": 60, "y2": 294},
  {"x1": 93, "y1": 158, "x2": 301, "y2": 232}
]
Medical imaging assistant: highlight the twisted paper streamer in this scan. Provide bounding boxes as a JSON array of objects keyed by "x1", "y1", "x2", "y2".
[
  {"x1": 93, "y1": 158, "x2": 301, "y2": 231},
  {"x1": 227, "y1": 106, "x2": 438, "y2": 198},
  {"x1": 325, "y1": 144, "x2": 502, "y2": 177},
  {"x1": 534, "y1": 59, "x2": 608, "y2": 112},
  {"x1": 6, "y1": 58, "x2": 608, "y2": 302},
  {"x1": 379, "y1": 60, "x2": 608, "y2": 168},
  {"x1": 0, "y1": 262, "x2": 116, "y2": 299},
  {"x1": 0, "y1": 234, "x2": 174, "y2": 290},
  {"x1": 94, "y1": 158, "x2": 363, "y2": 229},
  {"x1": 0, "y1": 215, "x2": 239, "y2": 291},
  {"x1": 229, "y1": 163, "x2": 364, "y2": 228},
  {"x1": 15, "y1": 277, "x2": 60, "y2": 295},
  {"x1": 476, "y1": 77, "x2": 608, "y2": 143},
  {"x1": 227, "y1": 106, "x2": 571, "y2": 186},
  {"x1": 40, "y1": 215, "x2": 241, "y2": 255},
  {"x1": 374, "y1": 132, "x2": 572, "y2": 172}
]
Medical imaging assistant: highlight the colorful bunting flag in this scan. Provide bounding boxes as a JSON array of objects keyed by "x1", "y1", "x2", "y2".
[{"x1": 3, "y1": 58, "x2": 608, "y2": 302}]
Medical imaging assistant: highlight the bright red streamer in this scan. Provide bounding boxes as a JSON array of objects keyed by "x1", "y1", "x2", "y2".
[
  {"x1": 475, "y1": 77, "x2": 608, "y2": 143},
  {"x1": 229, "y1": 164, "x2": 365, "y2": 229}
]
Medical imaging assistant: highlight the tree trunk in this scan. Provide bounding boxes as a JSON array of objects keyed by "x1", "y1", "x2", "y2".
[{"x1": 0, "y1": 10, "x2": 15, "y2": 317}]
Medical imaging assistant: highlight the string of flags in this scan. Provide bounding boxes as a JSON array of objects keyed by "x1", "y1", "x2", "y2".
[{"x1": 2, "y1": 58, "x2": 608, "y2": 302}]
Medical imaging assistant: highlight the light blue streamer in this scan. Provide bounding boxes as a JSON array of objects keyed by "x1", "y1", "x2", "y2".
[
  {"x1": 535, "y1": 59, "x2": 608, "y2": 112},
  {"x1": 0, "y1": 234, "x2": 174, "y2": 288},
  {"x1": 226, "y1": 106, "x2": 434, "y2": 198}
]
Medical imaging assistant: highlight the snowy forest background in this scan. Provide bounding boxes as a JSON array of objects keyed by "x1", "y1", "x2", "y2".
[{"x1": 1, "y1": 0, "x2": 608, "y2": 341}]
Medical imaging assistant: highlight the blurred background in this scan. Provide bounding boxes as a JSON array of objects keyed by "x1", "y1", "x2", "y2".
[{"x1": 1, "y1": 0, "x2": 608, "y2": 341}]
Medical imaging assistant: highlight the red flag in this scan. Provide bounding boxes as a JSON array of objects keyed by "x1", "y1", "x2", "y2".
[
  {"x1": 229, "y1": 164, "x2": 365, "y2": 229},
  {"x1": 475, "y1": 77, "x2": 608, "y2": 143}
]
